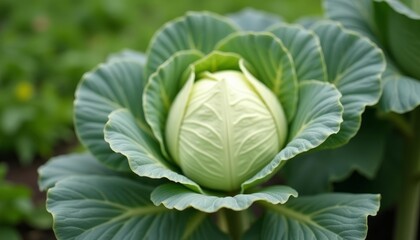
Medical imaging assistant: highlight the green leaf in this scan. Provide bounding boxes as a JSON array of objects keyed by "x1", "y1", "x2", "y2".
[
  {"x1": 312, "y1": 21, "x2": 385, "y2": 148},
  {"x1": 269, "y1": 23, "x2": 327, "y2": 82},
  {"x1": 283, "y1": 110, "x2": 389, "y2": 195},
  {"x1": 47, "y1": 176, "x2": 227, "y2": 240},
  {"x1": 143, "y1": 51, "x2": 203, "y2": 159},
  {"x1": 373, "y1": 0, "x2": 420, "y2": 79},
  {"x1": 247, "y1": 193, "x2": 380, "y2": 240},
  {"x1": 146, "y1": 11, "x2": 237, "y2": 76},
  {"x1": 241, "y1": 81, "x2": 343, "y2": 191},
  {"x1": 379, "y1": 65, "x2": 420, "y2": 113},
  {"x1": 104, "y1": 109, "x2": 203, "y2": 193},
  {"x1": 325, "y1": 0, "x2": 420, "y2": 113},
  {"x1": 74, "y1": 60, "x2": 150, "y2": 171},
  {"x1": 38, "y1": 153, "x2": 120, "y2": 191},
  {"x1": 216, "y1": 32, "x2": 298, "y2": 121},
  {"x1": 151, "y1": 183, "x2": 297, "y2": 213},
  {"x1": 227, "y1": 8, "x2": 283, "y2": 31},
  {"x1": 324, "y1": 0, "x2": 380, "y2": 43}
]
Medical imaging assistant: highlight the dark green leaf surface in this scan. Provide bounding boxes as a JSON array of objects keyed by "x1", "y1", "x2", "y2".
[
  {"x1": 47, "y1": 176, "x2": 227, "y2": 240},
  {"x1": 146, "y1": 11, "x2": 237, "y2": 75},
  {"x1": 312, "y1": 21, "x2": 384, "y2": 148},
  {"x1": 246, "y1": 193, "x2": 380, "y2": 240},
  {"x1": 74, "y1": 61, "x2": 149, "y2": 171}
]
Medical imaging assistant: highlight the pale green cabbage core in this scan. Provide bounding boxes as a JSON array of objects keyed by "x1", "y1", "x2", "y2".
[{"x1": 166, "y1": 70, "x2": 287, "y2": 191}]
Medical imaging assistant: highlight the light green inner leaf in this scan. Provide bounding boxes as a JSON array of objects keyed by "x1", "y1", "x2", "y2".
[
  {"x1": 143, "y1": 50, "x2": 203, "y2": 159},
  {"x1": 216, "y1": 32, "x2": 298, "y2": 122}
]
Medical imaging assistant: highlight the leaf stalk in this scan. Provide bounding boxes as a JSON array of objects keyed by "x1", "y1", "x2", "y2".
[{"x1": 393, "y1": 107, "x2": 420, "y2": 240}]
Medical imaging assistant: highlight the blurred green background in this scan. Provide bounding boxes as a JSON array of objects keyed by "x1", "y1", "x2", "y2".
[{"x1": 0, "y1": 0, "x2": 321, "y2": 239}]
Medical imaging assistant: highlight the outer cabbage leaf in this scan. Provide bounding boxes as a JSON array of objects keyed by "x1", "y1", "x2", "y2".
[
  {"x1": 47, "y1": 176, "x2": 228, "y2": 240},
  {"x1": 325, "y1": 0, "x2": 420, "y2": 113},
  {"x1": 227, "y1": 8, "x2": 283, "y2": 31},
  {"x1": 283, "y1": 110, "x2": 388, "y2": 195},
  {"x1": 38, "y1": 153, "x2": 123, "y2": 191},
  {"x1": 74, "y1": 60, "x2": 150, "y2": 171},
  {"x1": 106, "y1": 49, "x2": 146, "y2": 65},
  {"x1": 373, "y1": 0, "x2": 420, "y2": 79},
  {"x1": 216, "y1": 32, "x2": 298, "y2": 121},
  {"x1": 104, "y1": 109, "x2": 204, "y2": 193},
  {"x1": 325, "y1": 0, "x2": 380, "y2": 43},
  {"x1": 269, "y1": 23, "x2": 327, "y2": 82},
  {"x1": 151, "y1": 184, "x2": 297, "y2": 213},
  {"x1": 312, "y1": 21, "x2": 384, "y2": 148},
  {"x1": 241, "y1": 81, "x2": 343, "y2": 191},
  {"x1": 379, "y1": 65, "x2": 420, "y2": 113},
  {"x1": 244, "y1": 193, "x2": 380, "y2": 240},
  {"x1": 146, "y1": 11, "x2": 237, "y2": 76}
]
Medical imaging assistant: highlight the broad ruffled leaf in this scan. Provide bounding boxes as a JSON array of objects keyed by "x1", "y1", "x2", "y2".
[
  {"x1": 47, "y1": 176, "x2": 228, "y2": 240},
  {"x1": 379, "y1": 65, "x2": 420, "y2": 113},
  {"x1": 104, "y1": 109, "x2": 203, "y2": 193},
  {"x1": 241, "y1": 81, "x2": 343, "y2": 191},
  {"x1": 227, "y1": 8, "x2": 283, "y2": 31},
  {"x1": 146, "y1": 11, "x2": 237, "y2": 75},
  {"x1": 283, "y1": 110, "x2": 388, "y2": 195},
  {"x1": 74, "y1": 61, "x2": 150, "y2": 171},
  {"x1": 245, "y1": 193, "x2": 380, "y2": 240},
  {"x1": 216, "y1": 33, "x2": 298, "y2": 121},
  {"x1": 312, "y1": 21, "x2": 384, "y2": 148},
  {"x1": 151, "y1": 183, "x2": 297, "y2": 213},
  {"x1": 38, "y1": 153, "x2": 121, "y2": 191},
  {"x1": 269, "y1": 23, "x2": 327, "y2": 82},
  {"x1": 324, "y1": 0, "x2": 380, "y2": 43},
  {"x1": 373, "y1": 0, "x2": 420, "y2": 79},
  {"x1": 143, "y1": 51, "x2": 203, "y2": 158}
]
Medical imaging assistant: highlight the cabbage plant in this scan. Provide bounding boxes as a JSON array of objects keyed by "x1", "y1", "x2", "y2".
[{"x1": 38, "y1": 10, "x2": 386, "y2": 239}]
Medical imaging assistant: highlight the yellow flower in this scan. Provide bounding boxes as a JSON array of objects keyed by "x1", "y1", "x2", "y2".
[{"x1": 15, "y1": 81, "x2": 34, "y2": 102}]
